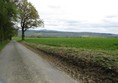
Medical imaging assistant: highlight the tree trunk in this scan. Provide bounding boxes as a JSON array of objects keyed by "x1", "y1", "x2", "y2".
[{"x1": 22, "y1": 27, "x2": 25, "y2": 41}]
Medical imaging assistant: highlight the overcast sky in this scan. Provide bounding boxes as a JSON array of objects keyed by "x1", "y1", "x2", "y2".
[{"x1": 28, "y1": 0, "x2": 118, "y2": 34}]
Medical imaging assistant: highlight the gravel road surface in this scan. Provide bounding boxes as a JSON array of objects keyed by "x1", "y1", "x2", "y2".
[{"x1": 0, "y1": 41, "x2": 78, "y2": 83}]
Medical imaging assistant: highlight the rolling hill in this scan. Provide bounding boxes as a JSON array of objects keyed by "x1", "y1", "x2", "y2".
[{"x1": 18, "y1": 30, "x2": 118, "y2": 38}]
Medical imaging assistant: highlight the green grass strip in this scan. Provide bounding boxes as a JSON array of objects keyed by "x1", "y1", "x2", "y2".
[{"x1": 0, "y1": 41, "x2": 9, "y2": 51}]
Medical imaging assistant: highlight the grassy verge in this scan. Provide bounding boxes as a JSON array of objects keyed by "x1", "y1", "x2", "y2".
[
  {"x1": 12, "y1": 37, "x2": 22, "y2": 42},
  {"x1": 0, "y1": 41, "x2": 9, "y2": 51},
  {"x1": 22, "y1": 41, "x2": 118, "y2": 83}
]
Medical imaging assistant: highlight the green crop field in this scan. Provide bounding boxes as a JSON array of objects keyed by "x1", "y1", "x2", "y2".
[
  {"x1": 24, "y1": 37, "x2": 118, "y2": 51},
  {"x1": 20, "y1": 37, "x2": 118, "y2": 82}
]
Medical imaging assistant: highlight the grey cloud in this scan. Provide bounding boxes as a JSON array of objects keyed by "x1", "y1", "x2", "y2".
[
  {"x1": 48, "y1": 5, "x2": 60, "y2": 9},
  {"x1": 44, "y1": 15, "x2": 118, "y2": 34},
  {"x1": 46, "y1": 24, "x2": 58, "y2": 26},
  {"x1": 45, "y1": 18, "x2": 82, "y2": 27},
  {"x1": 91, "y1": 21, "x2": 118, "y2": 28},
  {"x1": 64, "y1": 20, "x2": 81, "y2": 26},
  {"x1": 65, "y1": 20, "x2": 81, "y2": 23},
  {"x1": 44, "y1": 19, "x2": 118, "y2": 34},
  {"x1": 105, "y1": 15, "x2": 118, "y2": 18},
  {"x1": 58, "y1": 19, "x2": 118, "y2": 28}
]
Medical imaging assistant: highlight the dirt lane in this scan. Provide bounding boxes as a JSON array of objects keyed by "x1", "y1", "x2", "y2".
[{"x1": 0, "y1": 41, "x2": 78, "y2": 83}]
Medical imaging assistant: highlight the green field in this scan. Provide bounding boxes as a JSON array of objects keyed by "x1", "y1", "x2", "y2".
[
  {"x1": 24, "y1": 37, "x2": 118, "y2": 51},
  {"x1": 23, "y1": 37, "x2": 118, "y2": 64},
  {"x1": 22, "y1": 37, "x2": 118, "y2": 82}
]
